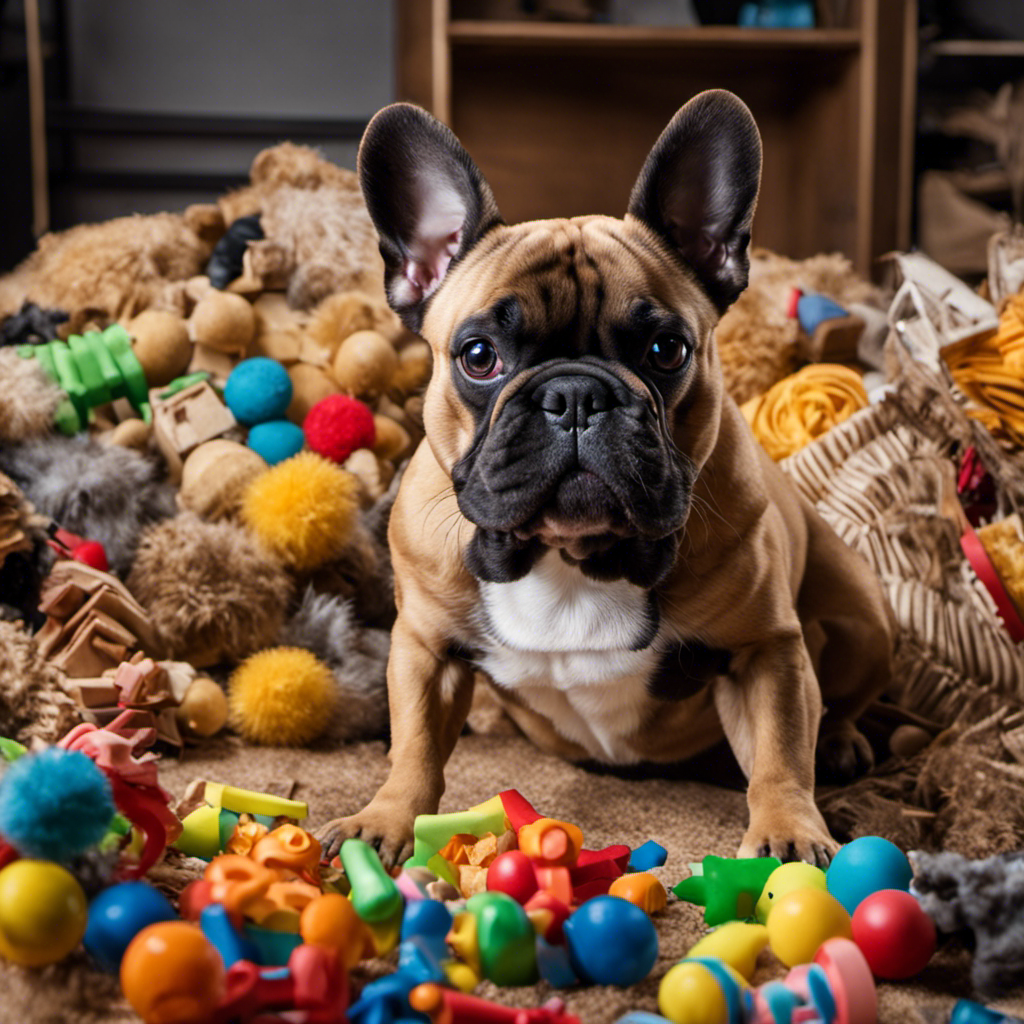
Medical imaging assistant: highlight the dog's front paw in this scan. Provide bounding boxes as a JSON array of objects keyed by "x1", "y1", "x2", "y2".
[
  {"x1": 317, "y1": 796, "x2": 418, "y2": 869},
  {"x1": 739, "y1": 805, "x2": 838, "y2": 867},
  {"x1": 816, "y1": 720, "x2": 874, "y2": 783}
]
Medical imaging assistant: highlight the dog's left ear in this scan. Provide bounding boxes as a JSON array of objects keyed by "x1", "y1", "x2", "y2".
[
  {"x1": 628, "y1": 90, "x2": 762, "y2": 312},
  {"x1": 358, "y1": 103, "x2": 504, "y2": 331}
]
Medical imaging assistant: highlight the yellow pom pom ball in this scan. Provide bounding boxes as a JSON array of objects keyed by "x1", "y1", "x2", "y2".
[
  {"x1": 765, "y1": 886, "x2": 852, "y2": 967},
  {"x1": 241, "y1": 451, "x2": 360, "y2": 569},
  {"x1": 229, "y1": 647, "x2": 336, "y2": 745}
]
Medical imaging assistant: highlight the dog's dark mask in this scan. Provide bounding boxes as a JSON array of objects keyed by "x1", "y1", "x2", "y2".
[
  {"x1": 357, "y1": 92, "x2": 761, "y2": 589},
  {"x1": 449, "y1": 302, "x2": 692, "y2": 587}
]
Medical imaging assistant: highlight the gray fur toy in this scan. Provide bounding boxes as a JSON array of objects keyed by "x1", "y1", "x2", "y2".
[
  {"x1": 912, "y1": 849, "x2": 1024, "y2": 997},
  {"x1": 0, "y1": 435, "x2": 176, "y2": 577},
  {"x1": 280, "y1": 587, "x2": 390, "y2": 741}
]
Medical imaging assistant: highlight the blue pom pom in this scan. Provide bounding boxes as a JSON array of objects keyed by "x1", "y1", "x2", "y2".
[
  {"x1": 0, "y1": 748, "x2": 115, "y2": 860},
  {"x1": 247, "y1": 419, "x2": 305, "y2": 465},
  {"x1": 224, "y1": 358, "x2": 293, "y2": 426}
]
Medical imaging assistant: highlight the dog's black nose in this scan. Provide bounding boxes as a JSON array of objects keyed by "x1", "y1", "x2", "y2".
[{"x1": 532, "y1": 375, "x2": 617, "y2": 432}]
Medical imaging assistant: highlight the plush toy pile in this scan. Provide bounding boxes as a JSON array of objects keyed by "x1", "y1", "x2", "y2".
[{"x1": 1, "y1": 143, "x2": 1024, "y2": 1024}]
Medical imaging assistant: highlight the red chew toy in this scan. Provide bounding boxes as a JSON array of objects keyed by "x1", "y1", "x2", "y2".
[
  {"x1": 487, "y1": 850, "x2": 539, "y2": 904},
  {"x1": 851, "y1": 888, "x2": 936, "y2": 980},
  {"x1": 303, "y1": 394, "x2": 376, "y2": 465}
]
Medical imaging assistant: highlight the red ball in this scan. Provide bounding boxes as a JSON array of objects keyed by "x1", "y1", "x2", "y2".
[
  {"x1": 851, "y1": 888, "x2": 936, "y2": 979},
  {"x1": 303, "y1": 394, "x2": 376, "y2": 464},
  {"x1": 486, "y1": 850, "x2": 539, "y2": 905}
]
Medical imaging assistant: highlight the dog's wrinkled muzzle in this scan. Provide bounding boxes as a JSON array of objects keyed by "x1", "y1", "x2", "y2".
[{"x1": 453, "y1": 359, "x2": 690, "y2": 586}]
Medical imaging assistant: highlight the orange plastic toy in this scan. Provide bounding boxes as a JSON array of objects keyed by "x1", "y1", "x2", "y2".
[{"x1": 120, "y1": 921, "x2": 226, "y2": 1024}]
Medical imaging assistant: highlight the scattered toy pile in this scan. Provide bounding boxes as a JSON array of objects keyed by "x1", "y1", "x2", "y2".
[{"x1": 2, "y1": 729, "x2": 1016, "y2": 1024}]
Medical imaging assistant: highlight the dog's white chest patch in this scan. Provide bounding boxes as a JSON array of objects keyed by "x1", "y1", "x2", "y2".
[
  {"x1": 481, "y1": 549, "x2": 652, "y2": 652},
  {"x1": 477, "y1": 550, "x2": 661, "y2": 761}
]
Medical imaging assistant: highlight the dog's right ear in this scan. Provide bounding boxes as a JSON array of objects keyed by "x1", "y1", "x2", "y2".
[{"x1": 358, "y1": 104, "x2": 503, "y2": 331}]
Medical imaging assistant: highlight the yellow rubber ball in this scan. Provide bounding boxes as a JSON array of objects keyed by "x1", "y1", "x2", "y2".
[
  {"x1": 0, "y1": 860, "x2": 88, "y2": 966},
  {"x1": 756, "y1": 861, "x2": 827, "y2": 923},
  {"x1": 765, "y1": 886, "x2": 852, "y2": 967},
  {"x1": 658, "y1": 961, "x2": 728, "y2": 1024},
  {"x1": 241, "y1": 451, "x2": 361, "y2": 569},
  {"x1": 229, "y1": 646, "x2": 336, "y2": 745}
]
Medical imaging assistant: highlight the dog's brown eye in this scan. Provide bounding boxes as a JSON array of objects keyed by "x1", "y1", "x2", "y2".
[
  {"x1": 459, "y1": 338, "x2": 502, "y2": 380},
  {"x1": 646, "y1": 334, "x2": 691, "y2": 372}
]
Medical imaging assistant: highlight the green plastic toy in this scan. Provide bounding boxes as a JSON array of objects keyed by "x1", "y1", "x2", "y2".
[
  {"x1": 172, "y1": 782, "x2": 309, "y2": 860},
  {"x1": 0, "y1": 738, "x2": 27, "y2": 763},
  {"x1": 340, "y1": 837, "x2": 404, "y2": 954},
  {"x1": 19, "y1": 324, "x2": 151, "y2": 434},
  {"x1": 673, "y1": 854, "x2": 781, "y2": 926},
  {"x1": 407, "y1": 793, "x2": 509, "y2": 869},
  {"x1": 465, "y1": 891, "x2": 538, "y2": 986},
  {"x1": 160, "y1": 371, "x2": 213, "y2": 399},
  {"x1": 340, "y1": 838, "x2": 403, "y2": 925}
]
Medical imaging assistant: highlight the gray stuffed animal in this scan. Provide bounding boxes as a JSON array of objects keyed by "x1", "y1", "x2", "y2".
[{"x1": 912, "y1": 849, "x2": 1024, "y2": 997}]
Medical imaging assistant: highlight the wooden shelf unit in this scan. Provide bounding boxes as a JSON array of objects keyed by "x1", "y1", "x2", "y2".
[
  {"x1": 397, "y1": 0, "x2": 916, "y2": 276},
  {"x1": 447, "y1": 21, "x2": 863, "y2": 49}
]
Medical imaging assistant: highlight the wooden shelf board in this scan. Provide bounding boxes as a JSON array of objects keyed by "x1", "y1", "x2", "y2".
[
  {"x1": 449, "y1": 20, "x2": 861, "y2": 51},
  {"x1": 929, "y1": 39, "x2": 1024, "y2": 58}
]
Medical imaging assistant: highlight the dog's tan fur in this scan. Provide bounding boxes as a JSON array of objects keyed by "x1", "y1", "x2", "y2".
[{"x1": 320, "y1": 97, "x2": 894, "y2": 867}]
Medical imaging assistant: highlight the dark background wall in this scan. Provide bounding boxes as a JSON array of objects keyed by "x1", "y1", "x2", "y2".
[{"x1": 0, "y1": 0, "x2": 393, "y2": 272}]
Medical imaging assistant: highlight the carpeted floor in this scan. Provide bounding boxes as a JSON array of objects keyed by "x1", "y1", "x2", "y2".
[{"x1": 4, "y1": 730, "x2": 1024, "y2": 1024}]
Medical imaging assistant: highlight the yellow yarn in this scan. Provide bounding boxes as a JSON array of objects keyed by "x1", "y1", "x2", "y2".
[
  {"x1": 997, "y1": 294, "x2": 1024, "y2": 375},
  {"x1": 229, "y1": 646, "x2": 336, "y2": 745},
  {"x1": 741, "y1": 363, "x2": 868, "y2": 461},
  {"x1": 943, "y1": 301, "x2": 1024, "y2": 446},
  {"x1": 241, "y1": 451, "x2": 361, "y2": 569}
]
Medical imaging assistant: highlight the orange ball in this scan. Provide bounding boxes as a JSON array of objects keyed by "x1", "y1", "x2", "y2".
[
  {"x1": 120, "y1": 921, "x2": 225, "y2": 1024},
  {"x1": 608, "y1": 872, "x2": 668, "y2": 915},
  {"x1": 300, "y1": 892, "x2": 373, "y2": 969}
]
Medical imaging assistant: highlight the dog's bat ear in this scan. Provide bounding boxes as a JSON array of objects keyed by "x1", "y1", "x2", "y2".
[
  {"x1": 627, "y1": 90, "x2": 762, "y2": 313},
  {"x1": 358, "y1": 103, "x2": 503, "y2": 331}
]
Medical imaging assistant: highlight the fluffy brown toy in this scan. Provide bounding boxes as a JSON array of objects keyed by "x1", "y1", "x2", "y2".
[
  {"x1": 306, "y1": 291, "x2": 406, "y2": 358},
  {"x1": 0, "y1": 620, "x2": 81, "y2": 745},
  {"x1": 215, "y1": 143, "x2": 385, "y2": 310},
  {"x1": 126, "y1": 513, "x2": 292, "y2": 667},
  {"x1": 0, "y1": 210, "x2": 216, "y2": 330},
  {"x1": 249, "y1": 185, "x2": 384, "y2": 310},
  {"x1": 217, "y1": 141, "x2": 365, "y2": 224},
  {"x1": 0, "y1": 348, "x2": 64, "y2": 441},
  {"x1": 716, "y1": 249, "x2": 883, "y2": 405}
]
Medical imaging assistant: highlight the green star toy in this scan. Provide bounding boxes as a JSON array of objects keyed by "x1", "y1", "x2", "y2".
[{"x1": 673, "y1": 854, "x2": 781, "y2": 925}]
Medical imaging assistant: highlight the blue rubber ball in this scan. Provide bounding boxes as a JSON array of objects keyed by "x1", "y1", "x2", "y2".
[
  {"x1": 84, "y1": 882, "x2": 176, "y2": 972},
  {"x1": 224, "y1": 357, "x2": 293, "y2": 425},
  {"x1": 0, "y1": 747, "x2": 114, "y2": 860},
  {"x1": 826, "y1": 835, "x2": 913, "y2": 915},
  {"x1": 563, "y1": 895, "x2": 658, "y2": 987},
  {"x1": 247, "y1": 419, "x2": 305, "y2": 465}
]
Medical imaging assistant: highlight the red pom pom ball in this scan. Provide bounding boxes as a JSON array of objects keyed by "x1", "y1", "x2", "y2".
[
  {"x1": 303, "y1": 394, "x2": 376, "y2": 464},
  {"x1": 851, "y1": 888, "x2": 936, "y2": 979}
]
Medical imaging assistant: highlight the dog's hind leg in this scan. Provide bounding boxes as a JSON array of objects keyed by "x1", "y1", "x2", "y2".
[{"x1": 798, "y1": 513, "x2": 895, "y2": 782}]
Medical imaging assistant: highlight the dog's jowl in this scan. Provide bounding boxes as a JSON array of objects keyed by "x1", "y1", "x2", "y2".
[{"x1": 319, "y1": 91, "x2": 895, "y2": 868}]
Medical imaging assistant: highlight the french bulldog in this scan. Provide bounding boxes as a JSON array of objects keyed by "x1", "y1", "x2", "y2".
[{"x1": 319, "y1": 90, "x2": 895, "y2": 868}]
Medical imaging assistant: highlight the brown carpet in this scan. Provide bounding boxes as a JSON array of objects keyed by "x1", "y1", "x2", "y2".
[{"x1": 4, "y1": 731, "x2": 1024, "y2": 1024}]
